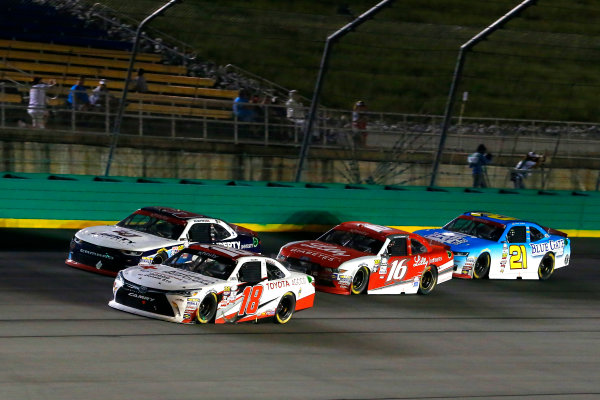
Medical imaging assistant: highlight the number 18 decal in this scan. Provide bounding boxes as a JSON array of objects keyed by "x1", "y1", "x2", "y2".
[
  {"x1": 238, "y1": 286, "x2": 263, "y2": 315},
  {"x1": 509, "y1": 245, "x2": 528, "y2": 269}
]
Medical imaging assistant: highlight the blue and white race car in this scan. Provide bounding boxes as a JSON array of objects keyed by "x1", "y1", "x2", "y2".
[{"x1": 415, "y1": 211, "x2": 570, "y2": 280}]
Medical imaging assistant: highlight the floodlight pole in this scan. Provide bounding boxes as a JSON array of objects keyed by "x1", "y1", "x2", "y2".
[
  {"x1": 295, "y1": 0, "x2": 394, "y2": 183},
  {"x1": 104, "y1": 0, "x2": 181, "y2": 176},
  {"x1": 429, "y1": 0, "x2": 536, "y2": 187}
]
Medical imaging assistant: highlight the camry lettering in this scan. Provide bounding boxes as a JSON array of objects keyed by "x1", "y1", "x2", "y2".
[{"x1": 128, "y1": 293, "x2": 154, "y2": 301}]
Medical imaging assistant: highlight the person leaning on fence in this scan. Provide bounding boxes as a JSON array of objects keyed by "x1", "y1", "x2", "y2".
[
  {"x1": 352, "y1": 100, "x2": 368, "y2": 146},
  {"x1": 468, "y1": 144, "x2": 493, "y2": 188},
  {"x1": 66, "y1": 76, "x2": 91, "y2": 110},
  {"x1": 27, "y1": 77, "x2": 56, "y2": 129},
  {"x1": 130, "y1": 68, "x2": 148, "y2": 93},
  {"x1": 89, "y1": 79, "x2": 114, "y2": 110},
  {"x1": 511, "y1": 151, "x2": 545, "y2": 189}
]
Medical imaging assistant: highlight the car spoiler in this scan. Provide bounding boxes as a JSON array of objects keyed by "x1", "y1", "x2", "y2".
[
  {"x1": 426, "y1": 238, "x2": 451, "y2": 251},
  {"x1": 543, "y1": 226, "x2": 568, "y2": 238}
]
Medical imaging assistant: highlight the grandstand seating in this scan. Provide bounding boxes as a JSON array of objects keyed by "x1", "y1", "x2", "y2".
[{"x1": 0, "y1": 1, "x2": 240, "y2": 122}]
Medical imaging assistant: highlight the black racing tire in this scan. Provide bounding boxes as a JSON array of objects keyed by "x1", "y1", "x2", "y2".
[
  {"x1": 538, "y1": 253, "x2": 555, "y2": 281},
  {"x1": 417, "y1": 265, "x2": 438, "y2": 295},
  {"x1": 274, "y1": 292, "x2": 296, "y2": 324},
  {"x1": 350, "y1": 266, "x2": 370, "y2": 295},
  {"x1": 473, "y1": 253, "x2": 491, "y2": 279},
  {"x1": 196, "y1": 292, "x2": 218, "y2": 324},
  {"x1": 152, "y1": 251, "x2": 167, "y2": 264}
]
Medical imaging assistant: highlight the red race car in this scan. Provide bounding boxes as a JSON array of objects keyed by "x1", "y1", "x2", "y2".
[{"x1": 277, "y1": 221, "x2": 454, "y2": 295}]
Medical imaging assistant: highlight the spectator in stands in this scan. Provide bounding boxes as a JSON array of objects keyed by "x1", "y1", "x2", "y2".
[
  {"x1": 233, "y1": 89, "x2": 255, "y2": 122},
  {"x1": 67, "y1": 77, "x2": 91, "y2": 110},
  {"x1": 286, "y1": 90, "x2": 305, "y2": 126},
  {"x1": 468, "y1": 144, "x2": 493, "y2": 188},
  {"x1": 89, "y1": 79, "x2": 113, "y2": 110},
  {"x1": 130, "y1": 68, "x2": 148, "y2": 93},
  {"x1": 511, "y1": 151, "x2": 545, "y2": 189},
  {"x1": 27, "y1": 77, "x2": 56, "y2": 129},
  {"x1": 352, "y1": 100, "x2": 368, "y2": 146}
]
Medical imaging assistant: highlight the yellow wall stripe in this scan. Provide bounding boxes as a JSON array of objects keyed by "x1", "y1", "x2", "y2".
[{"x1": 0, "y1": 218, "x2": 599, "y2": 238}]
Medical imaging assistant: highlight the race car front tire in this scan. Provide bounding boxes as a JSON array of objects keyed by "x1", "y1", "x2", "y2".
[
  {"x1": 350, "y1": 266, "x2": 370, "y2": 294},
  {"x1": 538, "y1": 253, "x2": 555, "y2": 280},
  {"x1": 473, "y1": 253, "x2": 491, "y2": 279},
  {"x1": 274, "y1": 292, "x2": 296, "y2": 324},
  {"x1": 417, "y1": 265, "x2": 438, "y2": 295},
  {"x1": 152, "y1": 251, "x2": 167, "y2": 264},
  {"x1": 196, "y1": 292, "x2": 218, "y2": 324}
]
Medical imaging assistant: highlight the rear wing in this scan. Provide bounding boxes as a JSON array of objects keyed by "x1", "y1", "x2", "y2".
[
  {"x1": 543, "y1": 226, "x2": 568, "y2": 238},
  {"x1": 426, "y1": 238, "x2": 451, "y2": 251}
]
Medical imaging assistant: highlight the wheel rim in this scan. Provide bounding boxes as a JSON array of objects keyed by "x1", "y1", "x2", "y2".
[
  {"x1": 277, "y1": 297, "x2": 293, "y2": 320},
  {"x1": 474, "y1": 254, "x2": 490, "y2": 278},
  {"x1": 351, "y1": 268, "x2": 368, "y2": 294},
  {"x1": 539, "y1": 254, "x2": 555, "y2": 279},
  {"x1": 421, "y1": 268, "x2": 434, "y2": 290},
  {"x1": 276, "y1": 293, "x2": 295, "y2": 323},
  {"x1": 197, "y1": 293, "x2": 216, "y2": 323}
]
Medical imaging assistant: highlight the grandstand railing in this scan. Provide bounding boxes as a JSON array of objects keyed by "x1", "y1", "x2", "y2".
[{"x1": 2, "y1": 88, "x2": 599, "y2": 190}]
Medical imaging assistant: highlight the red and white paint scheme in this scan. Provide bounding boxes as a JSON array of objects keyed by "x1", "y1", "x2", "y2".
[
  {"x1": 109, "y1": 244, "x2": 315, "y2": 324},
  {"x1": 278, "y1": 221, "x2": 453, "y2": 295}
]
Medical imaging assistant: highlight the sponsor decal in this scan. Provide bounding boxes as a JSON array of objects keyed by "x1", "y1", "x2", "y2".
[
  {"x1": 413, "y1": 255, "x2": 428, "y2": 268},
  {"x1": 530, "y1": 239, "x2": 565, "y2": 256},
  {"x1": 80, "y1": 249, "x2": 114, "y2": 260},
  {"x1": 426, "y1": 232, "x2": 468, "y2": 245},
  {"x1": 299, "y1": 242, "x2": 349, "y2": 256},
  {"x1": 290, "y1": 277, "x2": 307, "y2": 286},
  {"x1": 290, "y1": 248, "x2": 339, "y2": 262},
  {"x1": 218, "y1": 241, "x2": 241, "y2": 249},
  {"x1": 253, "y1": 237, "x2": 260, "y2": 247},
  {"x1": 97, "y1": 232, "x2": 135, "y2": 244},
  {"x1": 96, "y1": 261, "x2": 102, "y2": 269},
  {"x1": 332, "y1": 274, "x2": 352, "y2": 282},
  {"x1": 430, "y1": 256, "x2": 443, "y2": 263},
  {"x1": 264, "y1": 281, "x2": 291, "y2": 290},
  {"x1": 360, "y1": 223, "x2": 389, "y2": 233},
  {"x1": 141, "y1": 265, "x2": 157, "y2": 270}
]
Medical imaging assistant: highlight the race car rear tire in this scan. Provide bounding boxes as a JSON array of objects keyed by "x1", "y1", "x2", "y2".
[
  {"x1": 196, "y1": 292, "x2": 218, "y2": 324},
  {"x1": 350, "y1": 266, "x2": 370, "y2": 295},
  {"x1": 538, "y1": 253, "x2": 555, "y2": 280},
  {"x1": 274, "y1": 292, "x2": 296, "y2": 324},
  {"x1": 417, "y1": 265, "x2": 438, "y2": 295},
  {"x1": 473, "y1": 253, "x2": 491, "y2": 279}
]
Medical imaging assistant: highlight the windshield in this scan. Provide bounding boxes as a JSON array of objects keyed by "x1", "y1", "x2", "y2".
[
  {"x1": 164, "y1": 249, "x2": 235, "y2": 280},
  {"x1": 318, "y1": 229, "x2": 384, "y2": 254},
  {"x1": 118, "y1": 213, "x2": 185, "y2": 240},
  {"x1": 443, "y1": 216, "x2": 504, "y2": 241}
]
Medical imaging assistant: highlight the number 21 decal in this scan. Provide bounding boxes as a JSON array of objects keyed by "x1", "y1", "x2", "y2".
[
  {"x1": 509, "y1": 245, "x2": 528, "y2": 269},
  {"x1": 238, "y1": 286, "x2": 263, "y2": 315}
]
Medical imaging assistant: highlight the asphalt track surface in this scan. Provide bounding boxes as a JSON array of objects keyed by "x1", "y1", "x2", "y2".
[{"x1": 1, "y1": 231, "x2": 600, "y2": 400}]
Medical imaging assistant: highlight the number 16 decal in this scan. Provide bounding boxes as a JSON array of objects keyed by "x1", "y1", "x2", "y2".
[
  {"x1": 238, "y1": 286, "x2": 264, "y2": 315},
  {"x1": 509, "y1": 245, "x2": 528, "y2": 269}
]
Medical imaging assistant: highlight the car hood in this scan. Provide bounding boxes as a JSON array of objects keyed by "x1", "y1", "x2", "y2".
[
  {"x1": 415, "y1": 228, "x2": 491, "y2": 251},
  {"x1": 281, "y1": 240, "x2": 372, "y2": 268},
  {"x1": 122, "y1": 265, "x2": 223, "y2": 291},
  {"x1": 76, "y1": 225, "x2": 179, "y2": 251}
]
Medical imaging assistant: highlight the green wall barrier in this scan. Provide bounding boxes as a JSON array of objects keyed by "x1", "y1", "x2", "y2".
[{"x1": 0, "y1": 172, "x2": 598, "y2": 237}]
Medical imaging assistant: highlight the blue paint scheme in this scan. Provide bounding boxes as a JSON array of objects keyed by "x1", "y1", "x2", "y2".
[{"x1": 415, "y1": 211, "x2": 571, "y2": 280}]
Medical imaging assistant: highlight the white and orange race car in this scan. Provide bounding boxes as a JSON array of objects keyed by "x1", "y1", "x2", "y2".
[
  {"x1": 278, "y1": 221, "x2": 454, "y2": 295},
  {"x1": 109, "y1": 244, "x2": 315, "y2": 324}
]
